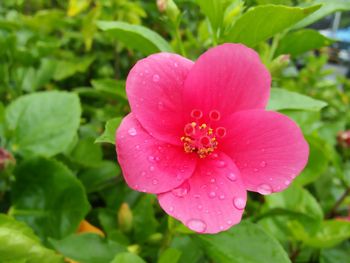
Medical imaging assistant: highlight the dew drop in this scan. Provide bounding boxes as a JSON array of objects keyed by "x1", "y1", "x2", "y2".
[
  {"x1": 135, "y1": 145, "x2": 141, "y2": 150},
  {"x1": 227, "y1": 172, "x2": 237, "y2": 181},
  {"x1": 260, "y1": 161, "x2": 267, "y2": 168},
  {"x1": 220, "y1": 226, "x2": 224, "y2": 230},
  {"x1": 216, "y1": 160, "x2": 226, "y2": 168},
  {"x1": 208, "y1": 191, "x2": 216, "y2": 198},
  {"x1": 210, "y1": 178, "x2": 216, "y2": 183},
  {"x1": 227, "y1": 220, "x2": 233, "y2": 225},
  {"x1": 149, "y1": 166, "x2": 155, "y2": 172},
  {"x1": 169, "y1": 206, "x2": 174, "y2": 212},
  {"x1": 197, "y1": 205, "x2": 203, "y2": 210},
  {"x1": 284, "y1": 180, "x2": 290, "y2": 185},
  {"x1": 172, "y1": 183, "x2": 190, "y2": 197},
  {"x1": 257, "y1": 184, "x2": 272, "y2": 195},
  {"x1": 152, "y1": 179, "x2": 158, "y2": 185},
  {"x1": 219, "y1": 194, "x2": 225, "y2": 200},
  {"x1": 152, "y1": 74, "x2": 160, "y2": 82},
  {"x1": 186, "y1": 219, "x2": 207, "y2": 233},
  {"x1": 193, "y1": 194, "x2": 201, "y2": 198},
  {"x1": 158, "y1": 101, "x2": 164, "y2": 110},
  {"x1": 211, "y1": 153, "x2": 219, "y2": 159},
  {"x1": 141, "y1": 171, "x2": 146, "y2": 176},
  {"x1": 253, "y1": 168, "x2": 259, "y2": 172},
  {"x1": 174, "y1": 62, "x2": 178, "y2": 68},
  {"x1": 128, "y1": 127, "x2": 137, "y2": 136},
  {"x1": 233, "y1": 197, "x2": 246, "y2": 210},
  {"x1": 148, "y1": 156, "x2": 155, "y2": 162}
]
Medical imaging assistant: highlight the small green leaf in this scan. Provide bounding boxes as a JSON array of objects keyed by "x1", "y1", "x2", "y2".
[
  {"x1": 224, "y1": 4, "x2": 320, "y2": 47},
  {"x1": 95, "y1": 117, "x2": 122, "y2": 145},
  {"x1": 267, "y1": 88, "x2": 327, "y2": 111},
  {"x1": 110, "y1": 252, "x2": 146, "y2": 263},
  {"x1": 195, "y1": 0, "x2": 226, "y2": 33},
  {"x1": 79, "y1": 161, "x2": 119, "y2": 193},
  {"x1": 294, "y1": 0, "x2": 350, "y2": 29},
  {"x1": 71, "y1": 137, "x2": 103, "y2": 167},
  {"x1": 97, "y1": 21, "x2": 172, "y2": 55},
  {"x1": 290, "y1": 220, "x2": 350, "y2": 248},
  {"x1": 53, "y1": 56, "x2": 95, "y2": 81},
  {"x1": 196, "y1": 221, "x2": 291, "y2": 263},
  {"x1": 5, "y1": 91, "x2": 81, "y2": 157},
  {"x1": 10, "y1": 158, "x2": 90, "y2": 241},
  {"x1": 170, "y1": 236, "x2": 204, "y2": 263},
  {"x1": 49, "y1": 233, "x2": 126, "y2": 263},
  {"x1": 158, "y1": 248, "x2": 182, "y2": 263},
  {"x1": 133, "y1": 195, "x2": 159, "y2": 243},
  {"x1": 0, "y1": 214, "x2": 64, "y2": 263},
  {"x1": 275, "y1": 29, "x2": 334, "y2": 57},
  {"x1": 320, "y1": 243, "x2": 350, "y2": 263},
  {"x1": 91, "y1": 78, "x2": 127, "y2": 99}
]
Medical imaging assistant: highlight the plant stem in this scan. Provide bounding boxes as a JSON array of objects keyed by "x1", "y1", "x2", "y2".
[
  {"x1": 326, "y1": 186, "x2": 350, "y2": 218},
  {"x1": 175, "y1": 26, "x2": 186, "y2": 57},
  {"x1": 268, "y1": 33, "x2": 281, "y2": 63}
]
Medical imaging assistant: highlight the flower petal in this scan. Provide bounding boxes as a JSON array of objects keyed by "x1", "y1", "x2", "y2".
[
  {"x1": 220, "y1": 110, "x2": 309, "y2": 194},
  {"x1": 158, "y1": 153, "x2": 247, "y2": 234},
  {"x1": 126, "y1": 53, "x2": 193, "y2": 145},
  {"x1": 116, "y1": 114, "x2": 196, "y2": 194},
  {"x1": 183, "y1": 43, "x2": 271, "y2": 118}
]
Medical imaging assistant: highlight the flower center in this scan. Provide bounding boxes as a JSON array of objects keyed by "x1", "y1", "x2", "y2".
[{"x1": 181, "y1": 109, "x2": 226, "y2": 158}]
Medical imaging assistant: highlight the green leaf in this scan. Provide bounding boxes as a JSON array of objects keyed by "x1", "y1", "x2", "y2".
[
  {"x1": 275, "y1": 29, "x2": 333, "y2": 57},
  {"x1": 294, "y1": 136, "x2": 328, "y2": 186},
  {"x1": 5, "y1": 91, "x2": 81, "y2": 157},
  {"x1": 196, "y1": 221, "x2": 291, "y2": 263},
  {"x1": 294, "y1": 0, "x2": 350, "y2": 29},
  {"x1": 53, "y1": 56, "x2": 95, "y2": 81},
  {"x1": 71, "y1": 137, "x2": 103, "y2": 167},
  {"x1": 224, "y1": 4, "x2": 320, "y2": 47},
  {"x1": 110, "y1": 252, "x2": 146, "y2": 263},
  {"x1": 158, "y1": 248, "x2": 182, "y2": 263},
  {"x1": 0, "y1": 214, "x2": 64, "y2": 263},
  {"x1": 91, "y1": 79, "x2": 127, "y2": 100},
  {"x1": 49, "y1": 233, "x2": 126, "y2": 263},
  {"x1": 290, "y1": 220, "x2": 350, "y2": 248},
  {"x1": 10, "y1": 157, "x2": 90, "y2": 240},
  {"x1": 97, "y1": 21, "x2": 172, "y2": 55},
  {"x1": 195, "y1": 0, "x2": 226, "y2": 33},
  {"x1": 95, "y1": 117, "x2": 122, "y2": 145},
  {"x1": 320, "y1": 243, "x2": 350, "y2": 263},
  {"x1": 170, "y1": 236, "x2": 204, "y2": 263},
  {"x1": 267, "y1": 88, "x2": 327, "y2": 111},
  {"x1": 133, "y1": 195, "x2": 159, "y2": 243},
  {"x1": 79, "y1": 161, "x2": 120, "y2": 193}
]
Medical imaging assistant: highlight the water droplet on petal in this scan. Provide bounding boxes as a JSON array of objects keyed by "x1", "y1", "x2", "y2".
[
  {"x1": 210, "y1": 178, "x2": 216, "y2": 183},
  {"x1": 284, "y1": 180, "x2": 290, "y2": 185},
  {"x1": 197, "y1": 205, "x2": 203, "y2": 210},
  {"x1": 227, "y1": 220, "x2": 233, "y2": 225},
  {"x1": 135, "y1": 145, "x2": 140, "y2": 150},
  {"x1": 260, "y1": 161, "x2": 267, "y2": 167},
  {"x1": 128, "y1": 127, "x2": 137, "y2": 136},
  {"x1": 193, "y1": 194, "x2": 201, "y2": 198},
  {"x1": 149, "y1": 166, "x2": 155, "y2": 172},
  {"x1": 219, "y1": 226, "x2": 224, "y2": 230},
  {"x1": 141, "y1": 171, "x2": 146, "y2": 176},
  {"x1": 216, "y1": 160, "x2": 226, "y2": 168},
  {"x1": 187, "y1": 219, "x2": 207, "y2": 233},
  {"x1": 152, "y1": 74, "x2": 160, "y2": 82},
  {"x1": 172, "y1": 182, "x2": 190, "y2": 197},
  {"x1": 152, "y1": 179, "x2": 158, "y2": 185},
  {"x1": 208, "y1": 191, "x2": 216, "y2": 198},
  {"x1": 219, "y1": 194, "x2": 225, "y2": 200},
  {"x1": 148, "y1": 156, "x2": 155, "y2": 162},
  {"x1": 211, "y1": 153, "x2": 219, "y2": 159},
  {"x1": 253, "y1": 168, "x2": 259, "y2": 172},
  {"x1": 233, "y1": 197, "x2": 246, "y2": 210},
  {"x1": 169, "y1": 206, "x2": 174, "y2": 212},
  {"x1": 257, "y1": 184, "x2": 272, "y2": 195},
  {"x1": 227, "y1": 172, "x2": 237, "y2": 181}
]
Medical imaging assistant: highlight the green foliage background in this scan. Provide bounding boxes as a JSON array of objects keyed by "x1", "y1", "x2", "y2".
[{"x1": 1, "y1": 0, "x2": 350, "y2": 262}]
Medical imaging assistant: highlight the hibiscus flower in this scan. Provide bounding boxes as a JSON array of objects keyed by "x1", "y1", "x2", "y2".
[{"x1": 116, "y1": 44, "x2": 309, "y2": 233}]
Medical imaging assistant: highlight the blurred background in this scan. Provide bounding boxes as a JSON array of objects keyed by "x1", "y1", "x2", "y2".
[{"x1": 1, "y1": 1, "x2": 350, "y2": 263}]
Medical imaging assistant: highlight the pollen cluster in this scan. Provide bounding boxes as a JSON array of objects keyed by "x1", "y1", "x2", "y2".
[{"x1": 181, "y1": 122, "x2": 218, "y2": 158}]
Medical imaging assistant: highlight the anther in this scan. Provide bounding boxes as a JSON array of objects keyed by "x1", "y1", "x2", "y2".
[
  {"x1": 209, "y1": 110, "x2": 221, "y2": 121},
  {"x1": 191, "y1": 109, "x2": 203, "y2": 119}
]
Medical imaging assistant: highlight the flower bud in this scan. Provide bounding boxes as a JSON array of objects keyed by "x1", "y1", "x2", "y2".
[
  {"x1": 337, "y1": 130, "x2": 350, "y2": 148},
  {"x1": 156, "y1": 0, "x2": 180, "y2": 23},
  {"x1": 0, "y1": 148, "x2": 15, "y2": 171},
  {"x1": 269, "y1": 54, "x2": 290, "y2": 77},
  {"x1": 118, "y1": 203, "x2": 133, "y2": 233}
]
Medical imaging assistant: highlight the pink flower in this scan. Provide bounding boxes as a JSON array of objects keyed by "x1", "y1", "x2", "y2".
[{"x1": 116, "y1": 44, "x2": 309, "y2": 234}]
